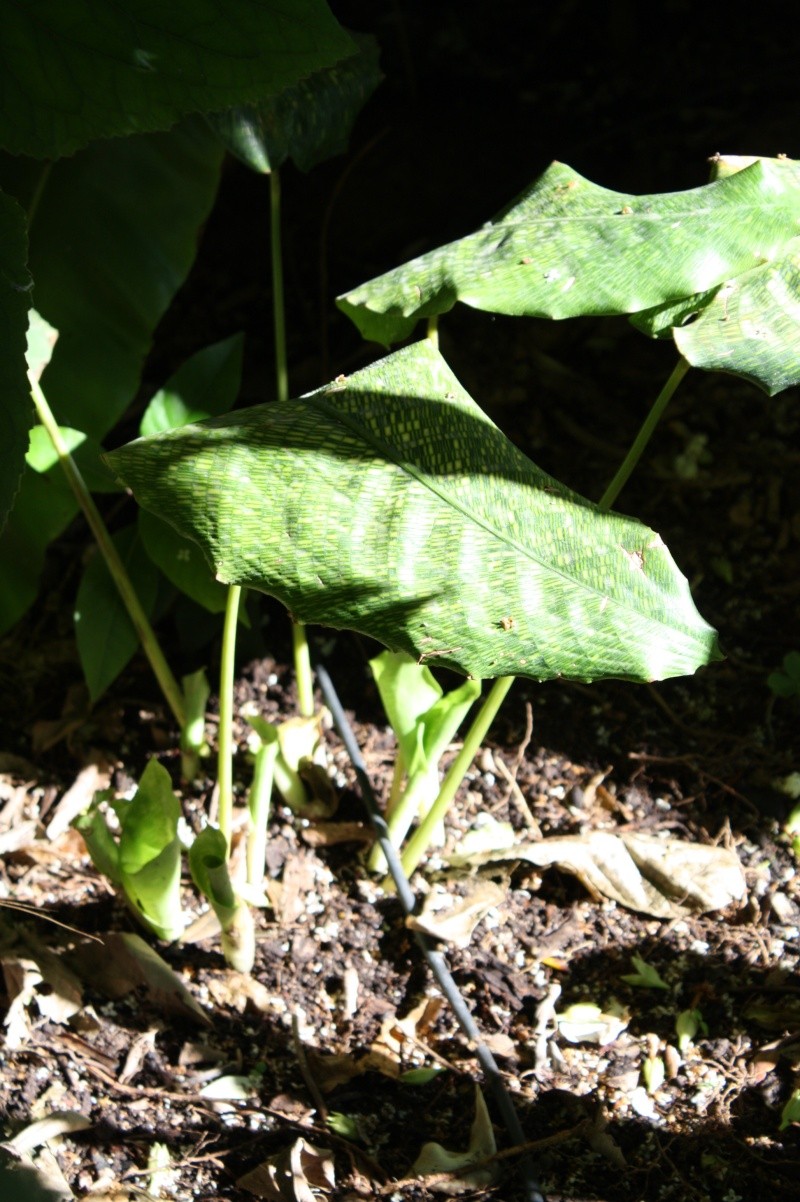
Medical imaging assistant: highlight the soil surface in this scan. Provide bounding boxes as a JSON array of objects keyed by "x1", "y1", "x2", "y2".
[{"x1": 1, "y1": 4, "x2": 799, "y2": 1202}]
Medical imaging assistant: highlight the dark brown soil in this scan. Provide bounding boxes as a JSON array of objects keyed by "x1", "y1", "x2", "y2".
[{"x1": 1, "y1": 4, "x2": 798, "y2": 1201}]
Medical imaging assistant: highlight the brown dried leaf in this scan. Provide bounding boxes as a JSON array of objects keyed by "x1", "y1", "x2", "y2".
[
  {"x1": 45, "y1": 755, "x2": 114, "y2": 840},
  {"x1": 410, "y1": 1084, "x2": 497, "y2": 1195},
  {"x1": 2, "y1": 1110, "x2": 92, "y2": 1155},
  {"x1": 2, "y1": 956, "x2": 43, "y2": 1048},
  {"x1": 450, "y1": 830, "x2": 745, "y2": 918},
  {"x1": 237, "y1": 1137, "x2": 335, "y2": 1201},
  {"x1": 299, "y1": 822, "x2": 372, "y2": 848},
  {"x1": 406, "y1": 881, "x2": 505, "y2": 948},
  {"x1": 71, "y1": 933, "x2": 210, "y2": 1025}
]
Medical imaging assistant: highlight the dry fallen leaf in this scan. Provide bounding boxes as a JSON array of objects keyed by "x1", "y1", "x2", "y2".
[
  {"x1": 0, "y1": 940, "x2": 83, "y2": 1046},
  {"x1": 237, "y1": 1137, "x2": 335, "y2": 1201},
  {"x1": 449, "y1": 830, "x2": 745, "y2": 918},
  {"x1": 410, "y1": 1084, "x2": 497, "y2": 1195},
  {"x1": 555, "y1": 1000, "x2": 630, "y2": 1045},
  {"x1": 71, "y1": 933, "x2": 210, "y2": 1025},
  {"x1": 406, "y1": 880, "x2": 505, "y2": 948}
]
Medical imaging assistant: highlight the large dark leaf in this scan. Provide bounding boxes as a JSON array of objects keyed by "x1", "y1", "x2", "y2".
[
  {"x1": 210, "y1": 32, "x2": 382, "y2": 173},
  {"x1": 0, "y1": 0, "x2": 355, "y2": 159},
  {"x1": 0, "y1": 120, "x2": 223, "y2": 634},
  {"x1": 106, "y1": 342, "x2": 719, "y2": 684},
  {"x1": 0, "y1": 191, "x2": 32, "y2": 533}
]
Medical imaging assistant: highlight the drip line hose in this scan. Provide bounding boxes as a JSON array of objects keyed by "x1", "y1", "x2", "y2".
[{"x1": 315, "y1": 663, "x2": 545, "y2": 1202}]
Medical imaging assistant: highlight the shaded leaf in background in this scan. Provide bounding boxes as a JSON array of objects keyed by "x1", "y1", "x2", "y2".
[
  {"x1": 74, "y1": 525, "x2": 159, "y2": 702},
  {"x1": 210, "y1": 31, "x2": 381, "y2": 174},
  {"x1": 0, "y1": 0, "x2": 355, "y2": 159},
  {"x1": 138, "y1": 333, "x2": 245, "y2": 436},
  {"x1": 137, "y1": 334, "x2": 245, "y2": 614},
  {"x1": 0, "y1": 190, "x2": 33, "y2": 533},
  {"x1": 0, "y1": 120, "x2": 223, "y2": 634},
  {"x1": 337, "y1": 157, "x2": 800, "y2": 394},
  {"x1": 17, "y1": 121, "x2": 225, "y2": 440},
  {"x1": 106, "y1": 341, "x2": 719, "y2": 684},
  {"x1": 138, "y1": 509, "x2": 228, "y2": 615}
]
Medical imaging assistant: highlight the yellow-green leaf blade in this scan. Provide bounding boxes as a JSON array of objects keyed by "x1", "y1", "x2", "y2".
[{"x1": 106, "y1": 342, "x2": 719, "y2": 684}]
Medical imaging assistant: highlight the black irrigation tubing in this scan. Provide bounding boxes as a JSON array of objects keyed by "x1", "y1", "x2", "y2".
[{"x1": 315, "y1": 663, "x2": 546, "y2": 1202}]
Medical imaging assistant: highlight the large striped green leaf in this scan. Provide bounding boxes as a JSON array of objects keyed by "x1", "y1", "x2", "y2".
[
  {"x1": 337, "y1": 157, "x2": 800, "y2": 394},
  {"x1": 106, "y1": 342, "x2": 720, "y2": 684}
]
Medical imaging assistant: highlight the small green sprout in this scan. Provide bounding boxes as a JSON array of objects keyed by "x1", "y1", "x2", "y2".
[
  {"x1": 779, "y1": 1087, "x2": 800, "y2": 1131},
  {"x1": 767, "y1": 651, "x2": 800, "y2": 699},
  {"x1": 326, "y1": 1112, "x2": 362, "y2": 1141},
  {"x1": 675, "y1": 1007, "x2": 707, "y2": 1053},
  {"x1": 400, "y1": 1066, "x2": 447, "y2": 1086},
  {"x1": 642, "y1": 1054, "x2": 665, "y2": 1095},
  {"x1": 189, "y1": 826, "x2": 255, "y2": 974},
  {"x1": 75, "y1": 758, "x2": 185, "y2": 942},
  {"x1": 621, "y1": 955, "x2": 669, "y2": 990}
]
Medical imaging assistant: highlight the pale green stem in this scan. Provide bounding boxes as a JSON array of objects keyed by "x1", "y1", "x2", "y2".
[
  {"x1": 366, "y1": 749, "x2": 407, "y2": 873},
  {"x1": 247, "y1": 740, "x2": 278, "y2": 887},
  {"x1": 218, "y1": 584, "x2": 242, "y2": 850},
  {"x1": 29, "y1": 378, "x2": 186, "y2": 729},
  {"x1": 270, "y1": 169, "x2": 315, "y2": 714},
  {"x1": 270, "y1": 170, "x2": 288, "y2": 406},
  {"x1": 398, "y1": 676, "x2": 515, "y2": 880},
  {"x1": 291, "y1": 619, "x2": 315, "y2": 718},
  {"x1": 369, "y1": 764, "x2": 436, "y2": 874},
  {"x1": 597, "y1": 357, "x2": 690, "y2": 512},
  {"x1": 385, "y1": 748, "x2": 407, "y2": 818},
  {"x1": 427, "y1": 316, "x2": 439, "y2": 349}
]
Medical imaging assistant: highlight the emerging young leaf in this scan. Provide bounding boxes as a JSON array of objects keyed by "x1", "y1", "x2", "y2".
[
  {"x1": 337, "y1": 157, "x2": 800, "y2": 393},
  {"x1": 189, "y1": 826, "x2": 255, "y2": 973},
  {"x1": 106, "y1": 341, "x2": 719, "y2": 685},
  {"x1": 76, "y1": 759, "x2": 184, "y2": 942}
]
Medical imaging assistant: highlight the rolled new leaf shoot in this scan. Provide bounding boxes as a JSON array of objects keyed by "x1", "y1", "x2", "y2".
[
  {"x1": 106, "y1": 342, "x2": 719, "y2": 688},
  {"x1": 76, "y1": 759, "x2": 185, "y2": 942},
  {"x1": 244, "y1": 725, "x2": 279, "y2": 889},
  {"x1": 369, "y1": 650, "x2": 481, "y2": 869},
  {"x1": 180, "y1": 668, "x2": 211, "y2": 782},
  {"x1": 189, "y1": 826, "x2": 255, "y2": 974},
  {"x1": 244, "y1": 710, "x2": 308, "y2": 813}
]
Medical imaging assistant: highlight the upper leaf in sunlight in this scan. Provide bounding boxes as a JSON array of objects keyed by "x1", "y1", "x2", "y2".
[{"x1": 337, "y1": 156, "x2": 800, "y2": 394}]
